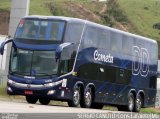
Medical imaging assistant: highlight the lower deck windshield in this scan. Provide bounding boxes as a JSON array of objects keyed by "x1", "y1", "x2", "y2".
[{"x1": 10, "y1": 48, "x2": 74, "y2": 77}]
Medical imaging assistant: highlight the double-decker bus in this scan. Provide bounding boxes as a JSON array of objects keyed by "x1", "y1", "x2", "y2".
[{"x1": 0, "y1": 16, "x2": 158, "y2": 112}]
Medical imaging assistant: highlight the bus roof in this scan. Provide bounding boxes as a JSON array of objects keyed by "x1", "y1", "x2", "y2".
[
  {"x1": 23, "y1": 15, "x2": 87, "y2": 23},
  {"x1": 23, "y1": 15, "x2": 157, "y2": 45}
]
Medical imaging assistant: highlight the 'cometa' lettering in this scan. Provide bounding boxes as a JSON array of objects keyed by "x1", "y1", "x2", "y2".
[{"x1": 94, "y1": 50, "x2": 113, "y2": 63}]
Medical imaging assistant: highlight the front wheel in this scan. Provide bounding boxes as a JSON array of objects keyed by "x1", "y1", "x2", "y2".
[
  {"x1": 39, "y1": 98, "x2": 50, "y2": 105},
  {"x1": 26, "y1": 96, "x2": 38, "y2": 104},
  {"x1": 68, "y1": 86, "x2": 81, "y2": 107}
]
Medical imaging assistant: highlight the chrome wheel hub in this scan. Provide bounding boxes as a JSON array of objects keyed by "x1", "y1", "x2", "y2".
[
  {"x1": 85, "y1": 91, "x2": 91, "y2": 106},
  {"x1": 73, "y1": 90, "x2": 80, "y2": 105},
  {"x1": 129, "y1": 97, "x2": 134, "y2": 110},
  {"x1": 136, "y1": 97, "x2": 141, "y2": 110}
]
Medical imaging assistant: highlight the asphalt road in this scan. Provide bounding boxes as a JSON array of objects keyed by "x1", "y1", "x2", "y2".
[
  {"x1": 0, "y1": 100, "x2": 118, "y2": 113},
  {"x1": 0, "y1": 100, "x2": 121, "y2": 119},
  {"x1": 0, "y1": 100, "x2": 160, "y2": 119}
]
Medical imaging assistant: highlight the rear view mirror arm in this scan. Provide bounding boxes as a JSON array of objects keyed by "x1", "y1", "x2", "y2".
[{"x1": 0, "y1": 38, "x2": 16, "y2": 55}]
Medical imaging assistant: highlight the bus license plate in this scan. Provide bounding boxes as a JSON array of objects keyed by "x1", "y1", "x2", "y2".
[{"x1": 24, "y1": 90, "x2": 33, "y2": 95}]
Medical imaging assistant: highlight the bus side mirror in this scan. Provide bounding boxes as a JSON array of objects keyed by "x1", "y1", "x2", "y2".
[
  {"x1": 0, "y1": 39, "x2": 14, "y2": 55},
  {"x1": 55, "y1": 42, "x2": 74, "y2": 60}
]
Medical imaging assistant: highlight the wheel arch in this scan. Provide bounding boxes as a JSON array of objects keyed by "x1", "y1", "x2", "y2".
[
  {"x1": 74, "y1": 81, "x2": 84, "y2": 97},
  {"x1": 74, "y1": 81, "x2": 84, "y2": 89},
  {"x1": 128, "y1": 89, "x2": 136, "y2": 99}
]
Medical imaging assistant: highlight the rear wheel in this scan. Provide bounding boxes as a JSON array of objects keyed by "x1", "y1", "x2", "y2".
[
  {"x1": 127, "y1": 93, "x2": 135, "y2": 112},
  {"x1": 39, "y1": 98, "x2": 50, "y2": 105},
  {"x1": 26, "y1": 96, "x2": 38, "y2": 104},
  {"x1": 117, "y1": 93, "x2": 135, "y2": 112},
  {"x1": 83, "y1": 87, "x2": 92, "y2": 108},
  {"x1": 134, "y1": 94, "x2": 142, "y2": 112},
  {"x1": 68, "y1": 86, "x2": 81, "y2": 107}
]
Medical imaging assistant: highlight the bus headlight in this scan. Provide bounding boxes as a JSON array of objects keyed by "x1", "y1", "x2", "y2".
[
  {"x1": 44, "y1": 80, "x2": 63, "y2": 87},
  {"x1": 8, "y1": 79, "x2": 15, "y2": 84},
  {"x1": 44, "y1": 82, "x2": 56, "y2": 87}
]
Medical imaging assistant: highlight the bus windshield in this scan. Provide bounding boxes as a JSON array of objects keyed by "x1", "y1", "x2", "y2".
[
  {"x1": 10, "y1": 49, "x2": 58, "y2": 77},
  {"x1": 15, "y1": 19, "x2": 65, "y2": 41}
]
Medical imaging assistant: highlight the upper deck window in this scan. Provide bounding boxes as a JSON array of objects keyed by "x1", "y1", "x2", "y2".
[
  {"x1": 64, "y1": 22, "x2": 84, "y2": 43},
  {"x1": 15, "y1": 19, "x2": 65, "y2": 41}
]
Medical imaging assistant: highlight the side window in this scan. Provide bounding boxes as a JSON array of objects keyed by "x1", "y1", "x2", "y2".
[
  {"x1": 110, "y1": 32, "x2": 122, "y2": 52},
  {"x1": 132, "y1": 38, "x2": 140, "y2": 57},
  {"x1": 97, "y1": 28, "x2": 110, "y2": 49},
  {"x1": 77, "y1": 63, "x2": 115, "y2": 83},
  {"x1": 150, "y1": 44, "x2": 158, "y2": 60},
  {"x1": 122, "y1": 35, "x2": 134, "y2": 55},
  {"x1": 58, "y1": 59, "x2": 74, "y2": 75},
  {"x1": 77, "y1": 63, "x2": 98, "y2": 80},
  {"x1": 83, "y1": 25, "x2": 98, "y2": 48},
  {"x1": 115, "y1": 69, "x2": 131, "y2": 85},
  {"x1": 149, "y1": 77, "x2": 157, "y2": 89},
  {"x1": 64, "y1": 23, "x2": 84, "y2": 43}
]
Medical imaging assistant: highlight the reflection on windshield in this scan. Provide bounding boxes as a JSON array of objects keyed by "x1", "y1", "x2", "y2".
[
  {"x1": 15, "y1": 19, "x2": 65, "y2": 41},
  {"x1": 10, "y1": 49, "x2": 58, "y2": 77}
]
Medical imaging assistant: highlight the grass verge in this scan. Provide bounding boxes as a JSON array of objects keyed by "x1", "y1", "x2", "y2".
[
  {"x1": 0, "y1": 85, "x2": 7, "y2": 96},
  {"x1": 140, "y1": 108, "x2": 160, "y2": 115},
  {"x1": 103, "y1": 105, "x2": 160, "y2": 115}
]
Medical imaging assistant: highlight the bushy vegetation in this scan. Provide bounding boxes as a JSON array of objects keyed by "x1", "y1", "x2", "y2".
[{"x1": 117, "y1": 0, "x2": 160, "y2": 57}]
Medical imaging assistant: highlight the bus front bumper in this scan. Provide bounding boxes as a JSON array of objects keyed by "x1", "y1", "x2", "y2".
[{"x1": 7, "y1": 79, "x2": 71, "y2": 100}]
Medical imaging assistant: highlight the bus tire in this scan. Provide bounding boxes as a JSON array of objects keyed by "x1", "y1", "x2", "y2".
[
  {"x1": 68, "y1": 86, "x2": 81, "y2": 107},
  {"x1": 134, "y1": 94, "x2": 142, "y2": 112},
  {"x1": 39, "y1": 98, "x2": 50, "y2": 105},
  {"x1": 127, "y1": 93, "x2": 135, "y2": 112},
  {"x1": 26, "y1": 96, "x2": 38, "y2": 104},
  {"x1": 83, "y1": 87, "x2": 92, "y2": 108}
]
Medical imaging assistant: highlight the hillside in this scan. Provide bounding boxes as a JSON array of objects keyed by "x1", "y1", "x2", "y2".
[
  {"x1": 0, "y1": 0, "x2": 160, "y2": 56},
  {"x1": 118, "y1": 0, "x2": 160, "y2": 43},
  {"x1": 0, "y1": 0, "x2": 135, "y2": 35}
]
